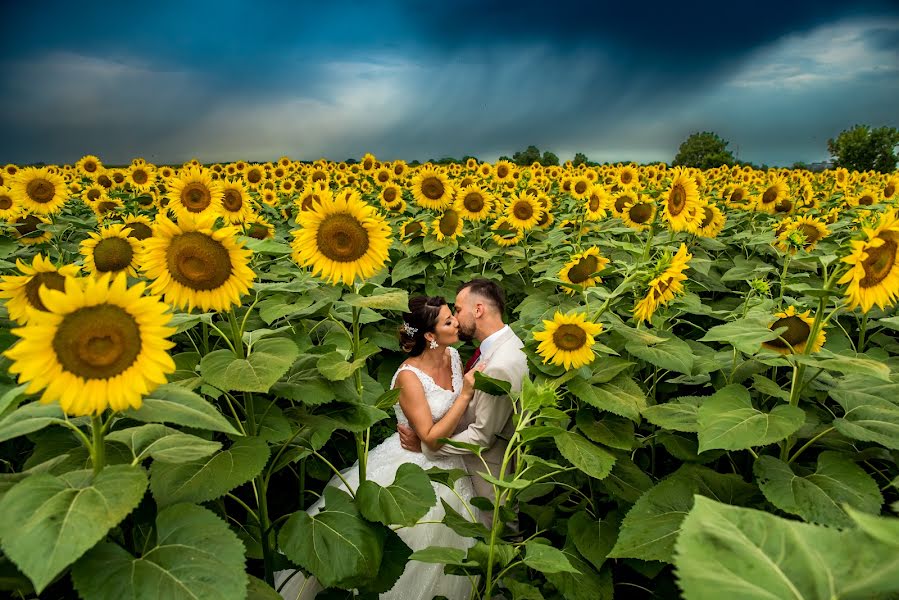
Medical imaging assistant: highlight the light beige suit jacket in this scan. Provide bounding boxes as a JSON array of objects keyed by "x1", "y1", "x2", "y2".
[{"x1": 422, "y1": 326, "x2": 528, "y2": 522}]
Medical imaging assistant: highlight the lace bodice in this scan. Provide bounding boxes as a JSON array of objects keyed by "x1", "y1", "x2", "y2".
[{"x1": 390, "y1": 347, "x2": 463, "y2": 426}]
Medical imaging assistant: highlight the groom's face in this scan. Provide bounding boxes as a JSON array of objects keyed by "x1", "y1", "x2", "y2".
[{"x1": 454, "y1": 288, "x2": 477, "y2": 342}]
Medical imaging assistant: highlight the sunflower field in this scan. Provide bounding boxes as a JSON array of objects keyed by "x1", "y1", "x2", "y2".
[{"x1": 1, "y1": 155, "x2": 899, "y2": 599}]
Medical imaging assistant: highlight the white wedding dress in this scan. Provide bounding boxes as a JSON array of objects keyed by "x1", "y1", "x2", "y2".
[{"x1": 275, "y1": 346, "x2": 479, "y2": 600}]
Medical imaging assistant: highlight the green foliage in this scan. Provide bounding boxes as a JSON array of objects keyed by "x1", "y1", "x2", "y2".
[
  {"x1": 672, "y1": 131, "x2": 736, "y2": 169},
  {"x1": 827, "y1": 124, "x2": 899, "y2": 172}
]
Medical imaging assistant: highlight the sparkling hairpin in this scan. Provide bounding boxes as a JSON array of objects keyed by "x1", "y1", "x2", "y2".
[{"x1": 401, "y1": 322, "x2": 418, "y2": 336}]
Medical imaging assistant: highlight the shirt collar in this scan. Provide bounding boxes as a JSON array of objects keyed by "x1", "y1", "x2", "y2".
[{"x1": 478, "y1": 325, "x2": 509, "y2": 358}]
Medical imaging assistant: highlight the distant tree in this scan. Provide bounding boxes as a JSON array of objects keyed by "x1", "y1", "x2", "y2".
[
  {"x1": 498, "y1": 155, "x2": 512, "y2": 162},
  {"x1": 791, "y1": 161, "x2": 809, "y2": 170},
  {"x1": 512, "y1": 145, "x2": 542, "y2": 166},
  {"x1": 673, "y1": 131, "x2": 736, "y2": 169},
  {"x1": 572, "y1": 152, "x2": 588, "y2": 167},
  {"x1": 827, "y1": 124, "x2": 899, "y2": 173},
  {"x1": 540, "y1": 151, "x2": 560, "y2": 166}
]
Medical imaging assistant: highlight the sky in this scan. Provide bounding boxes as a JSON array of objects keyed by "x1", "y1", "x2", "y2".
[{"x1": 1, "y1": 0, "x2": 897, "y2": 167}]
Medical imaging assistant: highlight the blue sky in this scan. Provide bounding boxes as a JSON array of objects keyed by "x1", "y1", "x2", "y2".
[{"x1": 1, "y1": 0, "x2": 897, "y2": 166}]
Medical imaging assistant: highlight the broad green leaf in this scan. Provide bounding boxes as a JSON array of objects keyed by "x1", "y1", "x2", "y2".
[
  {"x1": 248, "y1": 397, "x2": 292, "y2": 443},
  {"x1": 278, "y1": 487, "x2": 385, "y2": 589},
  {"x1": 106, "y1": 424, "x2": 221, "y2": 463},
  {"x1": 554, "y1": 431, "x2": 616, "y2": 480},
  {"x1": 271, "y1": 357, "x2": 336, "y2": 406},
  {"x1": 609, "y1": 464, "x2": 756, "y2": 563},
  {"x1": 845, "y1": 505, "x2": 899, "y2": 548},
  {"x1": 258, "y1": 296, "x2": 315, "y2": 324},
  {"x1": 363, "y1": 527, "x2": 413, "y2": 594},
  {"x1": 474, "y1": 371, "x2": 514, "y2": 396},
  {"x1": 409, "y1": 546, "x2": 476, "y2": 567},
  {"x1": 300, "y1": 403, "x2": 390, "y2": 433},
  {"x1": 674, "y1": 496, "x2": 899, "y2": 600},
  {"x1": 830, "y1": 375, "x2": 899, "y2": 450},
  {"x1": 503, "y1": 579, "x2": 545, "y2": 600},
  {"x1": 440, "y1": 498, "x2": 491, "y2": 539},
  {"x1": 200, "y1": 338, "x2": 299, "y2": 392},
  {"x1": 150, "y1": 437, "x2": 270, "y2": 507},
  {"x1": 522, "y1": 542, "x2": 580, "y2": 574},
  {"x1": 0, "y1": 384, "x2": 27, "y2": 417},
  {"x1": 754, "y1": 452, "x2": 882, "y2": 527},
  {"x1": 356, "y1": 463, "x2": 437, "y2": 527},
  {"x1": 316, "y1": 351, "x2": 367, "y2": 381},
  {"x1": 625, "y1": 335, "x2": 694, "y2": 375},
  {"x1": 600, "y1": 455, "x2": 654, "y2": 504},
  {"x1": 642, "y1": 396, "x2": 703, "y2": 433},
  {"x1": 343, "y1": 288, "x2": 410, "y2": 312},
  {"x1": 793, "y1": 350, "x2": 892, "y2": 382},
  {"x1": 124, "y1": 384, "x2": 239, "y2": 434},
  {"x1": 697, "y1": 384, "x2": 804, "y2": 452},
  {"x1": 71, "y1": 504, "x2": 246, "y2": 600},
  {"x1": 0, "y1": 465, "x2": 147, "y2": 593},
  {"x1": 588, "y1": 357, "x2": 634, "y2": 384},
  {"x1": 479, "y1": 471, "x2": 531, "y2": 490},
  {"x1": 568, "y1": 374, "x2": 646, "y2": 422},
  {"x1": 390, "y1": 256, "x2": 429, "y2": 284},
  {"x1": 246, "y1": 575, "x2": 282, "y2": 600},
  {"x1": 0, "y1": 401, "x2": 67, "y2": 444},
  {"x1": 700, "y1": 316, "x2": 783, "y2": 355},
  {"x1": 576, "y1": 410, "x2": 635, "y2": 450},
  {"x1": 544, "y1": 543, "x2": 614, "y2": 600},
  {"x1": 568, "y1": 510, "x2": 619, "y2": 571}
]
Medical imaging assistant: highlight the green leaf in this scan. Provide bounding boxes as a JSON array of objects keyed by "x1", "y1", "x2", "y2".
[
  {"x1": 696, "y1": 384, "x2": 804, "y2": 452},
  {"x1": 523, "y1": 542, "x2": 580, "y2": 574},
  {"x1": 700, "y1": 316, "x2": 782, "y2": 355},
  {"x1": 473, "y1": 371, "x2": 513, "y2": 396},
  {"x1": 793, "y1": 350, "x2": 892, "y2": 382},
  {"x1": 390, "y1": 256, "x2": 430, "y2": 284},
  {"x1": 124, "y1": 384, "x2": 239, "y2": 434},
  {"x1": 356, "y1": 463, "x2": 437, "y2": 527},
  {"x1": 0, "y1": 384, "x2": 27, "y2": 417},
  {"x1": 440, "y1": 498, "x2": 491, "y2": 539},
  {"x1": 609, "y1": 465, "x2": 756, "y2": 563},
  {"x1": 543, "y1": 544, "x2": 614, "y2": 600},
  {"x1": 588, "y1": 357, "x2": 634, "y2": 384},
  {"x1": 554, "y1": 431, "x2": 616, "y2": 480},
  {"x1": 0, "y1": 465, "x2": 148, "y2": 594},
  {"x1": 830, "y1": 375, "x2": 899, "y2": 450},
  {"x1": 247, "y1": 397, "x2": 292, "y2": 443},
  {"x1": 272, "y1": 358, "x2": 336, "y2": 406},
  {"x1": 246, "y1": 575, "x2": 282, "y2": 600},
  {"x1": 409, "y1": 546, "x2": 476, "y2": 567},
  {"x1": 600, "y1": 455, "x2": 654, "y2": 504},
  {"x1": 674, "y1": 496, "x2": 899, "y2": 600},
  {"x1": 71, "y1": 503, "x2": 247, "y2": 600},
  {"x1": 754, "y1": 452, "x2": 882, "y2": 527},
  {"x1": 343, "y1": 288, "x2": 410, "y2": 312},
  {"x1": 576, "y1": 410, "x2": 635, "y2": 450},
  {"x1": 568, "y1": 510, "x2": 619, "y2": 571},
  {"x1": 479, "y1": 471, "x2": 532, "y2": 490},
  {"x1": 363, "y1": 527, "x2": 413, "y2": 594},
  {"x1": 278, "y1": 487, "x2": 385, "y2": 589},
  {"x1": 106, "y1": 424, "x2": 221, "y2": 463},
  {"x1": 502, "y1": 579, "x2": 545, "y2": 600},
  {"x1": 0, "y1": 401, "x2": 67, "y2": 444},
  {"x1": 149, "y1": 437, "x2": 270, "y2": 507},
  {"x1": 642, "y1": 396, "x2": 703, "y2": 433},
  {"x1": 568, "y1": 375, "x2": 646, "y2": 422},
  {"x1": 301, "y1": 403, "x2": 390, "y2": 433},
  {"x1": 316, "y1": 351, "x2": 367, "y2": 382},
  {"x1": 845, "y1": 505, "x2": 899, "y2": 548},
  {"x1": 200, "y1": 338, "x2": 299, "y2": 393},
  {"x1": 625, "y1": 335, "x2": 694, "y2": 375}
]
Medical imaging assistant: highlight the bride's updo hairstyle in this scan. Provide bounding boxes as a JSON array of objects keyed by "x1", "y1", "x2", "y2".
[{"x1": 399, "y1": 295, "x2": 446, "y2": 357}]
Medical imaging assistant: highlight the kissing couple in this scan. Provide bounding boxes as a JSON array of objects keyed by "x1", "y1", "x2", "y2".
[{"x1": 275, "y1": 278, "x2": 529, "y2": 600}]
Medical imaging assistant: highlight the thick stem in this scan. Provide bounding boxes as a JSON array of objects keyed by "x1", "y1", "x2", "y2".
[
  {"x1": 228, "y1": 311, "x2": 245, "y2": 359},
  {"x1": 352, "y1": 304, "x2": 368, "y2": 482},
  {"x1": 91, "y1": 415, "x2": 105, "y2": 476},
  {"x1": 255, "y1": 478, "x2": 275, "y2": 585},
  {"x1": 858, "y1": 312, "x2": 869, "y2": 353},
  {"x1": 777, "y1": 255, "x2": 791, "y2": 307}
]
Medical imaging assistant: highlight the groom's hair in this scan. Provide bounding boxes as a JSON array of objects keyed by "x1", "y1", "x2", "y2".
[{"x1": 458, "y1": 279, "x2": 505, "y2": 317}]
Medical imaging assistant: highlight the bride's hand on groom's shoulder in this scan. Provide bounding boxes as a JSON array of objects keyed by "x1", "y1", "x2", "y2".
[{"x1": 462, "y1": 362, "x2": 487, "y2": 396}]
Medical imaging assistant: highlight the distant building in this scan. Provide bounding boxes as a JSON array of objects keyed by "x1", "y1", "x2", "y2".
[{"x1": 807, "y1": 160, "x2": 834, "y2": 172}]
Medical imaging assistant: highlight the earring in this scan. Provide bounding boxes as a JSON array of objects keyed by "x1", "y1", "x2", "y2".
[{"x1": 429, "y1": 339, "x2": 439, "y2": 350}]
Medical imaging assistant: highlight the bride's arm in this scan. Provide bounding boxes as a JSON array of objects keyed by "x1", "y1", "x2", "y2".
[{"x1": 396, "y1": 370, "x2": 474, "y2": 452}]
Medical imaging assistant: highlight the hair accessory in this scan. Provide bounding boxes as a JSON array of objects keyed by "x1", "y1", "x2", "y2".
[
  {"x1": 429, "y1": 339, "x2": 439, "y2": 350},
  {"x1": 402, "y1": 322, "x2": 418, "y2": 336}
]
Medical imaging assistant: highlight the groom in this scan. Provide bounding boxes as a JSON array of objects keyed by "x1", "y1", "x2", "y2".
[{"x1": 399, "y1": 278, "x2": 528, "y2": 527}]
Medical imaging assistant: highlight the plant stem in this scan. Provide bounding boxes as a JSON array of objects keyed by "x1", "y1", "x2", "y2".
[
  {"x1": 788, "y1": 427, "x2": 835, "y2": 464},
  {"x1": 254, "y1": 477, "x2": 275, "y2": 585},
  {"x1": 227, "y1": 310, "x2": 245, "y2": 359},
  {"x1": 858, "y1": 312, "x2": 869, "y2": 353},
  {"x1": 91, "y1": 414, "x2": 105, "y2": 476},
  {"x1": 777, "y1": 255, "x2": 791, "y2": 307},
  {"x1": 351, "y1": 304, "x2": 368, "y2": 482}
]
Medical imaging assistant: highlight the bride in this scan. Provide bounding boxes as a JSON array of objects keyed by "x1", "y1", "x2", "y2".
[{"x1": 275, "y1": 295, "x2": 484, "y2": 600}]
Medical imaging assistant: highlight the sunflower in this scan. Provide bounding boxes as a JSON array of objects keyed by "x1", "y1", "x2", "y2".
[
  {"x1": 243, "y1": 214, "x2": 275, "y2": 240},
  {"x1": 633, "y1": 244, "x2": 692, "y2": 323},
  {"x1": 372, "y1": 167, "x2": 392, "y2": 186},
  {"x1": 776, "y1": 215, "x2": 829, "y2": 254},
  {"x1": 166, "y1": 168, "x2": 223, "y2": 220},
  {"x1": 505, "y1": 193, "x2": 542, "y2": 231},
  {"x1": 432, "y1": 208, "x2": 464, "y2": 241},
  {"x1": 612, "y1": 190, "x2": 638, "y2": 216},
  {"x1": 214, "y1": 180, "x2": 252, "y2": 224},
  {"x1": 695, "y1": 202, "x2": 726, "y2": 238},
  {"x1": 0, "y1": 255, "x2": 81, "y2": 324},
  {"x1": 10, "y1": 214, "x2": 52, "y2": 245},
  {"x1": 399, "y1": 218, "x2": 426, "y2": 243},
  {"x1": 10, "y1": 167, "x2": 68, "y2": 215},
  {"x1": 756, "y1": 178, "x2": 788, "y2": 213},
  {"x1": 127, "y1": 164, "x2": 156, "y2": 192},
  {"x1": 122, "y1": 214, "x2": 154, "y2": 241},
  {"x1": 243, "y1": 164, "x2": 266, "y2": 189},
  {"x1": 0, "y1": 186, "x2": 19, "y2": 220},
  {"x1": 883, "y1": 175, "x2": 898, "y2": 202},
  {"x1": 491, "y1": 218, "x2": 524, "y2": 247},
  {"x1": 847, "y1": 188, "x2": 879, "y2": 208},
  {"x1": 360, "y1": 153, "x2": 377, "y2": 172},
  {"x1": 493, "y1": 160, "x2": 515, "y2": 182},
  {"x1": 411, "y1": 168, "x2": 453, "y2": 210},
  {"x1": 761, "y1": 306, "x2": 825, "y2": 354},
  {"x1": 621, "y1": 197, "x2": 656, "y2": 231},
  {"x1": 379, "y1": 184, "x2": 403, "y2": 209},
  {"x1": 570, "y1": 175, "x2": 591, "y2": 199},
  {"x1": 838, "y1": 210, "x2": 899, "y2": 312},
  {"x1": 558, "y1": 247, "x2": 610, "y2": 294},
  {"x1": 4, "y1": 273, "x2": 176, "y2": 416},
  {"x1": 75, "y1": 155, "x2": 104, "y2": 178},
  {"x1": 724, "y1": 185, "x2": 750, "y2": 207},
  {"x1": 584, "y1": 185, "x2": 609, "y2": 220},
  {"x1": 616, "y1": 165, "x2": 639, "y2": 189},
  {"x1": 291, "y1": 190, "x2": 392, "y2": 285},
  {"x1": 663, "y1": 169, "x2": 700, "y2": 231},
  {"x1": 90, "y1": 193, "x2": 125, "y2": 221},
  {"x1": 533, "y1": 312, "x2": 604, "y2": 370},
  {"x1": 81, "y1": 223, "x2": 141, "y2": 277},
  {"x1": 295, "y1": 184, "x2": 332, "y2": 212},
  {"x1": 455, "y1": 185, "x2": 493, "y2": 221},
  {"x1": 141, "y1": 213, "x2": 256, "y2": 312}
]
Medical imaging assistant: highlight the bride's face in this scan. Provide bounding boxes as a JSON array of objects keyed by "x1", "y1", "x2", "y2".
[{"x1": 430, "y1": 304, "x2": 460, "y2": 347}]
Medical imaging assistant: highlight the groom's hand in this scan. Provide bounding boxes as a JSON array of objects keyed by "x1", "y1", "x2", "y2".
[{"x1": 398, "y1": 424, "x2": 422, "y2": 452}]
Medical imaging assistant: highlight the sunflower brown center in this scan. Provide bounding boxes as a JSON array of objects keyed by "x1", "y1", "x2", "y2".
[
  {"x1": 629, "y1": 203, "x2": 653, "y2": 224},
  {"x1": 668, "y1": 185, "x2": 686, "y2": 216},
  {"x1": 97, "y1": 201, "x2": 119, "y2": 214},
  {"x1": 404, "y1": 221, "x2": 423, "y2": 237},
  {"x1": 421, "y1": 177, "x2": 445, "y2": 200},
  {"x1": 588, "y1": 194, "x2": 601, "y2": 212},
  {"x1": 167, "y1": 231, "x2": 233, "y2": 290},
  {"x1": 621, "y1": 172, "x2": 633, "y2": 185},
  {"x1": 377, "y1": 171, "x2": 390, "y2": 183},
  {"x1": 552, "y1": 324, "x2": 588, "y2": 351},
  {"x1": 26, "y1": 178, "x2": 55, "y2": 203},
  {"x1": 574, "y1": 180, "x2": 588, "y2": 195},
  {"x1": 762, "y1": 186, "x2": 778, "y2": 204},
  {"x1": 885, "y1": 183, "x2": 896, "y2": 198},
  {"x1": 311, "y1": 170, "x2": 327, "y2": 182},
  {"x1": 247, "y1": 223, "x2": 269, "y2": 239},
  {"x1": 774, "y1": 198, "x2": 793, "y2": 213},
  {"x1": 700, "y1": 207, "x2": 715, "y2": 228},
  {"x1": 125, "y1": 222, "x2": 153, "y2": 240},
  {"x1": 798, "y1": 224, "x2": 822, "y2": 246},
  {"x1": 24, "y1": 271, "x2": 67, "y2": 312},
  {"x1": 180, "y1": 182, "x2": 213, "y2": 212},
  {"x1": 223, "y1": 189, "x2": 243, "y2": 212},
  {"x1": 439, "y1": 210, "x2": 459, "y2": 236},
  {"x1": 614, "y1": 194, "x2": 631, "y2": 213},
  {"x1": 512, "y1": 201, "x2": 534, "y2": 221},
  {"x1": 729, "y1": 189, "x2": 745, "y2": 203},
  {"x1": 858, "y1": 194, "x2": 874, "y2": 206},
  {"x1": 132, "y1": 169, "x2": 149, "y2": 184},
  {"x1": 383, "y1": 187, "x2": 398, "y2": 203},
  {"x1": 0, "y1": 194, "x2": 12, "y2": 210},
  {"x1": 93, "y1": 237, "x2": 134, "y2": 272},
  {"x1": 97, "y1": 175, "x2": 113, "y2": 189},
  {"x1": 317, "y1": 213, "x2": 370, "y2": 262},
  {"x1": 83, "y1": 160, "x2": 97, "y2": 172},
  {"x1": 497, "y1": 165, "x2": 509, "y2": 178},
  {"x1": 767, "y1": 315, "x2": 810, "y2": 349},
  {"x1": 14, "y1": 215, "x2": 42, "y2": 236},
  {"x1": 861, "y1": 239, "x2": 897, "y2": 288},
  {"x1": 567, "y1": 254, "x2": 599, "y2": 284},
  {"x1": 112, "y1": 172, "x2": 125, "y2": 184},
  {"x1": 463, "y1": 192, "x2": 484, "y2": 213},
  {"x1": 247, "y1": 169, "x2": 263, "y2": 184},
  {"x1": 53, "y1": 304, "x2": 142, "y2": 379}
]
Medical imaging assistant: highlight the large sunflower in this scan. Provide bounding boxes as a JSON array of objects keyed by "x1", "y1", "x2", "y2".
[
  {"x1": 663, "y1": 169, "x2": 700, "y2": 231},
  {"x1": 90, "y1": 194, "x2": 124, "y2": 221},
  {"x1": 291, "y1": 190, "x2": 392, "y2": 285},
  {"x1": 0, "y1": 254, "x2": 81, "y2": 324},
  {"x1": 455, "y1": 185, "x2": 493, "y2": 221},
  {"x1": 558, "y1": 247, "x2": 610, "y2": 294},
  {"x1": 570, "y1": 175, "x2": 591, "y2": 199},
  {"x1": 621, "y1": 197, "x2": 657, "y2": 231},
  {"x1": 633, "y1": 244, "x2": 692, "y2": 323},
  {"x1": 0, "y1": 186, "x2": 19, "y2": 220},
  {"x1": 81, "y1": 223, "x2": 141, "y2": 277},
  {"x1": 761, "y1": 305, "x2": 826, "y2": 354},
  {"x1": 505, "y1": 193, "x2": 542, "y2": 231},
  {"x1": 75, "y1": 155, "x2": 105, "y2": 179},
  {"x1": 411, "y1": 168, "x2": 453, "y2": 210},
  {"x1": 123, "y1": 214, "x2": 155, "y2": 242},
  {"x1": 4, "y1": 273, "x2": 176, "y2": 416},
  {"x1": 379, "y1": 184, "x2": 404, "y2": 210},
  {"x1": 433, "y1": 208, "x2": 464, "y2": 241},
  {"x1": 166, "y1": 168, "x2": 223, "y2": 220},
  {"x1": 141, "y1": 213, "x2": 256, "y2": 312},
  {"x1": 695, "y1": 202, "x2": 726, "y2": 238},
  {"x1": 493, "y1": 160, "x2": 515, "y2": 182},
  {"x1": 838, "y1": 210, "x2": 899, "y2": 312},
  {"x1": 585, "y1": 186, "x2": 609, "y2": 220},
  {"x1": 756, "y1": 178, "x2": 789, "y2": 214},
  {"x1": 10, "y1": 167, "x2": 68, "y2": 215},
  {"x1": 533, "y1": 312, "x2": 604, "y2": 370},
  {"x1": 10, "y1": 214, "x2": 52, "y2": 245},
  {"x1": 616, "y1": 165, "x2": 639, "y2": 189},
  {"x1": 127, "y1": 164, "x2": 157, "y2": 192}
]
